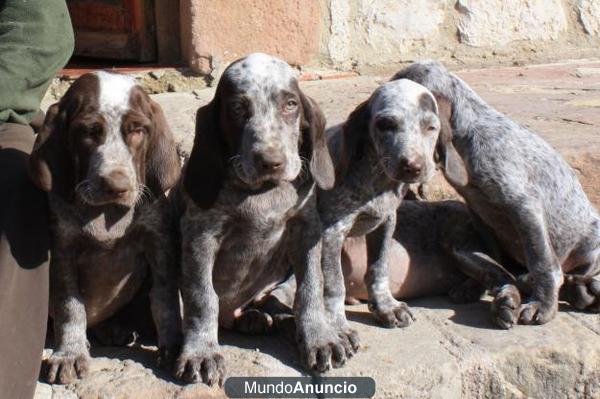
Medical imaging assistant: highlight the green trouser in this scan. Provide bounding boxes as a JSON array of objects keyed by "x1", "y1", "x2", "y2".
[
  {"x1": 0, "y1": 1, "x2": 73, "y2": 398},
  {"x1": 0, "y1": 0, "x2": 74, "y2": 125}
]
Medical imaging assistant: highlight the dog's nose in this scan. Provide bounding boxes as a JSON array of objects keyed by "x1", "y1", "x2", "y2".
[
  {"x1": 400, "y1": 157, "x2": 423, "y2": 177},
  {"x1": 254, "y1": 150, "x2": 285, "y2": 174},
  {"x1": 100, "y1": 171, "x2": 130, "y2": 195}
]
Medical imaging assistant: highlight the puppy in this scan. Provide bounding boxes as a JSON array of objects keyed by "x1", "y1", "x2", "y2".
[
  {"x1": 174, "y1": 53, "x2": 354, "y2": 384},
  {"x1": 315, "y1": 79, "x2": 441, "y2": 355},
  {"x1": 393, "y1": 61, "x2": 600, "y2": 327},
  {"x1": 29, "y1": 72, "x2": 182, "y2": 384}
]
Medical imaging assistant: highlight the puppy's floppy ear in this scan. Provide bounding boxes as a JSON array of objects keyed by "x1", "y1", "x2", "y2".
[
  {"x1": 183, "y1": 101, "x2": 226, "y2": 208},
  {"x1": 29, "y1": 103, "x2": 74, "y2": 198},
  {"x1": 146, "y1": 99, "x2": 181, "y2": 194},
  {"x1": 337, "y1": 99, "x2": 370, "y2": 180},
  {"x1": 299, "y1": 93, "x2": 335, "y2": 190},
  {"x1": 419, "y1": 91, "x2": 438, "y2": 116},
  {"x1": 434, "y1": 95, "x2": 468, "y2": 187}
]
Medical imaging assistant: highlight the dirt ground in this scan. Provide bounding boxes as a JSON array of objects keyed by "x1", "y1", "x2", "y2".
[{"x1": 37, "y1": 60, "x2": 600, "y2": 399}]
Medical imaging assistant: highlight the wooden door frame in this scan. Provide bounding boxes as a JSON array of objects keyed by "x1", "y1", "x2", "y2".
[{"x1": 155, "y1": 0, "x2": 181, "y2": 64}]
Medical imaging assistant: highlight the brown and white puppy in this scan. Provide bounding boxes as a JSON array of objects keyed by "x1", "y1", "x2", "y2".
[
  {"x1": 315, "y1": 80, "x2": 441, "y2": 353},
  {"x1": 174, "y1": 53, "x2": 345, "y2": 385},
  {"x1": 29, "y1": 71, "x2": 182, "y2": 384}
]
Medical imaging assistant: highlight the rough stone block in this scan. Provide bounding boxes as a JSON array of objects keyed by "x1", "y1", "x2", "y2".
[
  {"x1": 328, "y1": 0, "x2": 447, "y2": 67},
  {"x1": 579, "y1": 0, "x2": 600, "y2": 37},
  {"x1": 456, "y1": 0, "x2": 567, "y2": 47}
]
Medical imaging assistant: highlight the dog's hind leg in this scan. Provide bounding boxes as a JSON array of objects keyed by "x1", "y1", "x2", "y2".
[
  {"x1": 442, "y1": 220, "x2": 522, "y2": 329},
  {"x1": 450, "y1": 248, "x2": 522, "y2": 329},
  {"x1": 235, "y1": 274, "x2": 297, "y2": 336},
  {"x1": 561, "y1": 274, "x2": 600, "y2": 312},
  {"x1": 560, "y1": 241, "x2": 600, "y2": 312},
  {"x1": 447, "y1": 278, "x2": 486, "y2": 304}
]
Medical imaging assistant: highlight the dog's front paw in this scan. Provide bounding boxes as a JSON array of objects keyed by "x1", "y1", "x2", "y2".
[
  {"x1": 368, "y1": 299, "x2": 415, "y2": 328},
  {"x1": 519, "y1": 299, "x2": 557, "y2": 325},
  {"x1": 297, "y1": 323, "x2": 353, "y2": 372},
  {"x1": 491, "y1": 284, "x2": 521, "y2": 329},
  {"x1": 174, "y1": 349, "x2": 225, "y2": 386},
  {"x1": 336, "y1": 325, "x2": 360, "y2": 355},
  {"x1": 44, "y1": 350, "x2": 90, "y2": 385}
]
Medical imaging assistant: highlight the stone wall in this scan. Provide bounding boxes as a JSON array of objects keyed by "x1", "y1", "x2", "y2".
[{"x1": 181, "y1": 0, "x2": 600, "y2": 75}]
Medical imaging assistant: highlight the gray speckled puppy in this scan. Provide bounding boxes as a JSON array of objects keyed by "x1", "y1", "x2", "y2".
[
  {"x1": 318, "y1": 79, "x2": 442, "y2": 341},
  {"x1": 393, "y1": 61, "x2": 600, "y2": 328},
  {"x1": 174, "y1": 53, "x2": 354, "y2": 385}
]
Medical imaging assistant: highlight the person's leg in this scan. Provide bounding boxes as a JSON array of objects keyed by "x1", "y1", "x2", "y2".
[
  {"x1": 0, "y1": 124, "x2": 51, "y2": 399},
  {"x1": 0, "y1": 1, "x2": 73, "y2": 397}
]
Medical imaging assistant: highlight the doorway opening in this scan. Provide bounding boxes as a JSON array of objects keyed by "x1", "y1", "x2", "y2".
[{"x1": 65, "y1": 0, "x2": 180, "y2": 74}]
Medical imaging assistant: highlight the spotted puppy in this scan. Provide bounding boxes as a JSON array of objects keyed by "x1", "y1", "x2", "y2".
[
  {"x1": 318, "y1": 79, "x2": 441, "y2": 346},
  {"x1": 393, "y1": 61, "x2": 600, "y2": 327},
  {"x1": 29, "y1": 72, "x2": 182, "y2": 384},
  {"x1": 175, "y1": 53, "x2": 343, "y2": 385}
]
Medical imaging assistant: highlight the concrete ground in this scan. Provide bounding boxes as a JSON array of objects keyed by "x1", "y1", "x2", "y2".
[{"x1": 36, "y1": 60, "x2": 600, "y2": 399}]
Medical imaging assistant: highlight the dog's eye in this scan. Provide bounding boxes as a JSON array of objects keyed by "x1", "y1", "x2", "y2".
[
  {"x1": 231, "y1": 102, "x2": 244, "y2": 114},
  {"x1": 285, "y1": 99, "x2": 298, "y2": 112},
  {"x1": 427, "y1": 125, "x2": 437, "y2": 132},
  {"x1": 230, "y1": 99, "x2": 250, "y2": 122},
  {"x1": 375, "y1": 117, "x2": 397, "y2": 131},
  {"x1": 128, "y1": 127, "x2": 145, "y2": 146},
  {"x1": 78, "y1": 123, "x2": 102, "y2": 146},
  {"x1": 84, "y1": 123, "x2": 103, "y2": 140}
]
